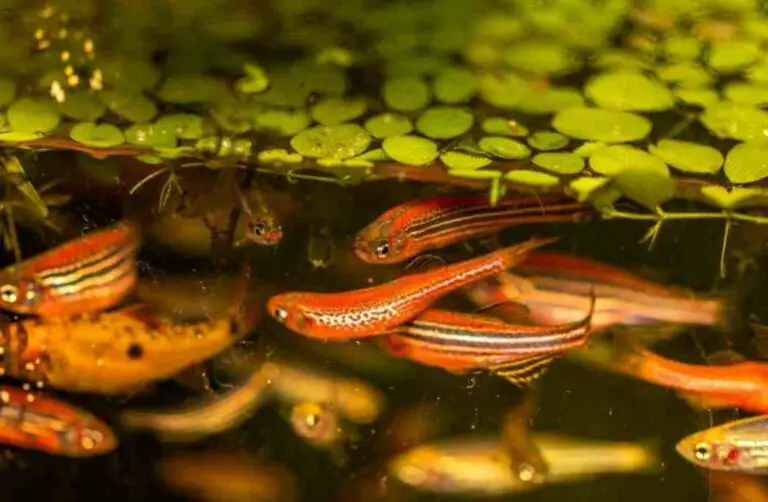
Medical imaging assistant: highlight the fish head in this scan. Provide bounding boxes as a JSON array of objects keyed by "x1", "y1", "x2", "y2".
[
  {"x1": 0, "y1": 275, "x2": 42, "y2": 314},
  {"x1": 353, "y1": 221, "x2": 406, "y2": 264},
  {"x1": 244, "y1": 216, "x2": 283, "y2": 246},
  {"x1": 61, "y1": 413, "x2": 119, "y2": 457},
  {"x1": 676, "y1": 430, "x2": 748, "y2": 471},
  {"x1": 267, "y1": 293, "x2": 316, "y2": 335},
  {"x1": 289, "y1": 402, "x2": 340, "y2": 447}
]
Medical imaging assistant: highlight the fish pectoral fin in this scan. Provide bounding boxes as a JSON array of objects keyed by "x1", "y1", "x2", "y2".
[
  {"x1": 489, "y1": 355, "x2": 553, "y2": 388},
  {"x1": 404, "y1": 254, "x2": 446, "y2": 274},
  {"x1": 676, "y1": 390, "x2": 735, "y2": 410}
]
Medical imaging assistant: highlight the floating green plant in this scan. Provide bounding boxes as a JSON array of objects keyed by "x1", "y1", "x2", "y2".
[
  {"x1": 254, "y1": 110, "x2": 311, "y2": 136},
  {"x1": 155, "y1": 114, "x2": 205, "y2": 140},
  {"x1": 383, "y1": 76, "x2": 431, "y2": 111},
  {"x1": 479, "y1": 136, "x2": 531, "y2": 159},
  {"x1": 528, "y1": 131, "x2": 569, "y2": 151},
  {"x1": 707, "y1": 40, "x2": 761, "y2": 73},
  {"x1": 235, "y1": 63, "x2": 269, "y2": 94},
  {"x1": 585, "y1": 71, "x2": 674, "y2": 112},
  {"x1": 433, "y1": 67, "x2": 477, "y2": 104},
  {"x1": 440, "y1": 151, "x2": 491, "y2": 170},
  {"x1": 504, "y1": 41, "x2": 580, "y2": 76},
  {"x1": 7, "y1": 98, "x2": 60, "y2": 134},
  {"x1": 700, "y1": 186, "x2": 768, "y2": 210},
  {"x1": 590, "y1": 145, "x2": 668, "y2": 176},
  {"x1": 700, "y1": 102, "x2": 768, "y2": 141},
  {"x1": 364, "y1": 113, "x2": 413, "y2": 138},
  {"x1": 723, "y1": 83, "x2": 768, "y2": 106},
  {"x1": 674, "y1": 88, "x2": 719, "y2": 108},
  {"x1": 505, "y1": 169, "x2": 560, "y2": 187},
  {"x1": 648, "y1": 139, "x2": 723, "y2": 174},
  {"x1": 552, "y1": 107, "x2": 651, "y2": 142},
  {"x1": 0, "y1": 79, "x2": 15, "y2": 107},
  {"x1": 159, "y1": 75, "x2": 232, "y2": 104},
  {"x1": 382, "y1": 135, "x2": 438, "y2": 165},
  {"x1": 70, "y1": 123, "x2": 126, "y2": 148},
  {"x1": 291, "y1": 124, "x2": 371, "y2": 159},
  {"x1": 100, "y1": 59, "x2": 161, "y2": 91},
  {"x1": 124, "y1": 124, "x2": 178, "y2": 148},
  {"x1": 532, "y1": 152, "x2": 584, "y2": 174},
  {"x1": 416, "y1": 107, "x2": 474, "y2": 139},
  {"x1": 656, "y1": 63, "x2": 712, "y2": 87},
  {"x1": 724, "y1": 142, "x2": 768, "y2": 184},
  {"x1": 481, "y1": 117, "x2": 528, "y2": 137},
  {"x1": 101, "y1": 91, "x2": 158, "y2": 123},
  {"x1": 59, "y1": 91, "x2": 107, "y2": 122},
  {"x1": 311, "y1": 97, "x2": 367, "y2": 126}
]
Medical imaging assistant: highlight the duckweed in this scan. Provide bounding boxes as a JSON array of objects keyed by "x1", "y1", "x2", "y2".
[
  {"x1": 505, "y1": 169, "x2": 560, "y2": 187},
  {"x1": 8, "y1": 98, "x2": 61, "y2": 134},
  {"x1": 440, "y1": 151, "x2": 492, "y2": 170},
  {"x1": 700, "y1": 102, "x2": 768, "y2": 141},
  {"x1": 311, "y1": 97, "x2": 368, "y2": 126},
  {"x1": 364, "y1": 113, "x2": 413, "y2": 138},
  {"x1": 70, "y1": 123, "x2": 126, "y2": 148},
  {"x1": 649, "y1": 139, "x2": 723, "y2": 174},
  {"x1": 590, "y1": 145, "x2": 668, "y2": 176},
  {"x1": 707, "y1": 40, "x2": 761, "y2": 73},
  {"x1": 416, "y1": 107, "x2": 474, "y2": 139},
  {"x1": 254, "y1": 110, "x2": 312, "y2": 137},
  {"x1": 59, "y1": 91, "x2": 107, "y2": 122},
  {"x1": 155, "y1": 114, "x2": 205, "y2": 140},
  {"x1": 504, "y1": 41, "x2": 580, "y2": 76},
  {"x1": 481, "y1": 117, "x2": 529, "y2": 137},
  {"x1": 433, "y1": 67, "x2": 477, "y2": 104},
  {"x1": 479, "y1": 136, "x2": 531, "y2": 159},
  {"x1": 124, "y1": 124, "x2": 178, "y2": 148},
  {"x1": 533, "y1": 152, "x2": 584, "y2": 174},
  {"x1": 101, "y1": 91, "x2": 158, "y2": 123},
  {"x1": 383, "y1": 76, "x2": 431, "y2": 112},
  {"x1": 724, "y1": 142, "x2": 768, "y2": 183},
  {"x1": 585, "y1": 71, "x2": 674, "y2": 112},
  {"x1": 291, "y1": 124, "x2": 371, "y2": 159},
  {"x1": 528, "y1": 131, "x2": 569, "y2": 151},
  {"x1": 382, "y1": 135, "x2": 438, "y2": 165},
  {"x1": 552, "y1": 107, "x2": 651, "y2": 142}
]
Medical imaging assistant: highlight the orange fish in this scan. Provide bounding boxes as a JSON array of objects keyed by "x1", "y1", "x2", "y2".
[
  {"x1": 0, "y1": 386, "x2": 117, "y2": 456},
  {"x1": 268, "y1": 237, "x2": 556, "y2": 340},
  {"x1": 0, "y1": 221, "x2": 141, "y2": 318},
  {"x1": 383, "y1": 299, "x2": 593, "y2": 387},
  {"x1": 354, "y1": 194, "x2": 590, "y2": 264}
]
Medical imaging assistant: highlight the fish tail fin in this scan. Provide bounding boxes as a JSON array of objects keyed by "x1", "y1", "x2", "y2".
[
  {"x1": 489, "y1": 355, "x2": 553, "y2": 388},
  {"x1": 629, "y1": 437, "x2": 664, "y2": 475},
  {"x1": 499, "y1": 237, "x2": 559, "y2": 270}
]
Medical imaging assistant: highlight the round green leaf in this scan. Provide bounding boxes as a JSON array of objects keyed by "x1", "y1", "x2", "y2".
[
  {"x1": 481, "y1": 117, "x2": 529, "y2": 137},
  {"x1": 552, "y1": 107, "x2": 652, "y2": 143},
  {"x1": 124, "y1": 123, "x2": 178, "y2": 148},
  {"x1": 674, "y1": 88, "x2": 719, "y2": 108},
  {"x1": 724, "y1": 83, "x2": 768, "y2": 106},
  {"x1": 155, "y1": 114, "x2": 204, "y2": 140},
  {"x1": 585, "y1": 71, "x2": 674, "y2": 112},
  {"x1": 69, "y1": 122, "x2": 125, "y2": 148},
  {"x1": 99, "y1": 59, "x2": 160, "y2": 91},
  {"x1": 612, "y1": 164, "x2": 675, "y2": 210},
  {"x1": 311, "y1": 97, "x2": 367, "y2": 126},
  {"x1": 504, "y1": 41, "x2": 579, "y2": 75},
  {"x1": 382, "y1": 135, "x2": 439, "y2": 165},
  {"x1": 590, "y1": 50, "x2": 651, "y2": 71},
  {"x1": 505, "y1": 170, "x2": 560, "y2": 187},
  {"x1": 656, "y1": 63, "x2": 712, "y2": 87},
  {"x1": 382, "y1": 76, "x2": 431, "y2": 112},
  {"x1": 290, "y1": 124, "x2": 371, "y2": 159},
  {"x1": 159, "y1": 75, "x2": 231, "y2": 104},
  {"x1": 440, "y1": 151, "x2": 492, "y2": 170},
  {"x1": 569, "y1": 176, "x2": 611, "y2": 202},
  {"x1": 0, "y1": 79, "x2": 16, "y2": 106},
  {"x1": 101, "y1": 91, "x2": 157, "y2": 123},
  {"x1": 590, "y1": 145, "x2": 668, "y2": 176},
  {"x1": 235, "y1": 63, "x2": 269, "y2": 94},
  {"x1": 416, "y1": 107, "x2": 474, "y2": 139},
  {"x1": 747, "y1": 60, "x2": 768, "y2": 83},
  {"x1": 364, "y1": 113, "x2": 413, "y2": 138},
  {"x1": 7, "y1": 98, "x2": 60, "y2": 133},
  {"x1": 532, "y1": 152, "x2": 584, "y2": 174},
  {"x1": 478, "y1": 72, "x2": 529, "y2": 109},
  {"x1": 0, "y1": 132, "x2": 42, "y2": 142},
  {"x1": 515, "y1": 86, "x2": 584, "y2": 115},
  {"x1": 572, "y1": 141, "x2": 607, "y2": 157},
  {"x1": 528, "y1": 131, "x2": 569, "y2": 151},
  {"x1": 433, "y1": 67, "x2": 477, "y2": 104},
  {"x1": 700, "y1": 186, "x2": 768, "y2": 209},
  {"x1": 254, "y1": 110, "x2": 311, "y2": 136},
  {"x1": 59, "y1": 91, "x2": 106, "y2": 122},
  {"x1": 479, "y1": 136, "x2": 531, "y2": 159},
  {"x1": 724, "y1": 142, "x2": 768, "y2": 183},
  {"x1": 700, "y1": 103, "x2": 768, "y2": 141},
  {"x1": 708, "y1": 40, "x2": 761, "y2": 73},
  {"x1": 448, "y1": 169, "x2": 502, "y2": 181},
  {"x1": 648, "y1": 139, "x2": 723, "y2": 174},
  {"x1": 663, "y1": 36, "x2": 701, "y2": 61}
]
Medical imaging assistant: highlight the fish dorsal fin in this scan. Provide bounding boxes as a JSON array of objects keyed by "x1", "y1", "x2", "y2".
[
  {"x1": 489, "y1": 355, "x2": 553, "y2": 388},
  {"x1": 705, "y1": 349, "x2": 746, "y2": 366},
  {"x1": 480, "y1": 303, "x2": 536, "y2": 326}
]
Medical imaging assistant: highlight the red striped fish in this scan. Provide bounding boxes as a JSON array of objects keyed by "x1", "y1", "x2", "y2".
[
  {"x1": 268, "y1": 237, "x2": 556, "y2": 340},
  {"x1": 383, "y1": 298, "x2": 594, "y2": 387},
  {"x1": 354, "y1": 193, "x2": 591, "y2": 264},
  {"x1": 464, "y1": 252, "x2": 726, "y2": 331},
  {"x1": 0, "y1": 386, "x2": 117, "y2": 456},
  {"x1": 0, "y1": 221, "x2": 141, "y2": 318}
]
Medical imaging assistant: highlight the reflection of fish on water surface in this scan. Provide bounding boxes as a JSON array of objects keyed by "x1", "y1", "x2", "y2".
[{"x1": 388, "y1": 432, "x2": 660, "y2": 496}]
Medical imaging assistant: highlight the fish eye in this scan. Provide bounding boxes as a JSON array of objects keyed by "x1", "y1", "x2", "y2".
[
  {"x1": 274, "y1": 306, "x2": 289, "y2": 321},
  {"x1": 0, "y1": 285, "x2": 18, "y2": 304},
  {"x1": 694, "y1": 442, "x2": 712, "y2": 461},
  {"x1": 304, "y1": 412, "x2": 321, "y2": 430},
  {"x1": 374, "y1": 241, "x2": 390, "y2": 258}
]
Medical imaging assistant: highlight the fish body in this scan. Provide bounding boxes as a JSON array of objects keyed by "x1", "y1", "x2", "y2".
[
  {"x1": 388, "y1": 433, "x2": 659, "y2": 496},
  {"x1": 465, "y1": 251, "x2": 725, "y2": 330},
  {"x1": 268, "y1": 238, "x2": 556, "y2": 340},
  {"x1": 677, "y1": 415, "x2": 768, "y2": 473},
  {"x1": 0, "y1": 386, "x2": 116, "y2": 456},
  {"x1": 354, "y1": 193, "x2": 590, "y2": 264},
  {"x1": 384, "y1": 306, "x2": 592, "y2": 386},
  {"x1": 0, "y1": 221, "x2": 140, "y2": 318}
]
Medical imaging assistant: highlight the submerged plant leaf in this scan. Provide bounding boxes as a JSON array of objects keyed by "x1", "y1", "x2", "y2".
[
  {"x1": 291, "y1": 124, "x2": 371, "y2": 159},
  {"x1": 724, "y1": 142, "x2": 768, "y2": 183},
  {"x1": 440, "y1": 151, "x2": 492, "y2": 170},
  {"x1": 700, "y1": 102, "x2": 768, "y2": 141},
  {"x1": 382, "y1": 135, "x2": 438, "y2": 165},
  {"x1": 648, "y1": 139, "x2": 723, "y2": 174},
  {"x1": 553, "y1": 107, "x2": 651, "y2": 143},
  {"x1": 585, "y1": 70, "x2": 674, "y2": 112},
  {"x1": 528, "y1": 131, "x2": 569, "y2": 151},
  {"x1": 612, "y1": 164, "x2": 675, "y2": 210},
  {"x1": 479, "y1": 136, "x2": 531, "y2": 159},
  {"x1": 311, "y1": 97, "x2": 368, "y2": 126},
  {"x1": 365, "y1": 113, "x2": 413, "y2": 138},
  {"x1": 505, "y1": 169, "x2": 560, "y2": 187},
  {"x1": 707, "y1": 40, "x2": 761, "y2": 73},
  {"x1": 416, "y1": 107, "x2": 474, "y2": 139},
  {"x1": 383, "y1": 76, "x2": 431, "y2": 111},
  {"x1": 433, "y1": 67, "x2": 477, "y2": 104},
  {"x1": 8, "y1": 98, "x2": 60, "y2": 133},
  {"x1": 590, "y1": 145, "x2": 668, "y2": 176},
  {"x1": 533, "y1": 152, "x2": 584, "y2": 174},
  {"x1": 70, "y1": 122, "x2": 125, "y2": 148}
]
